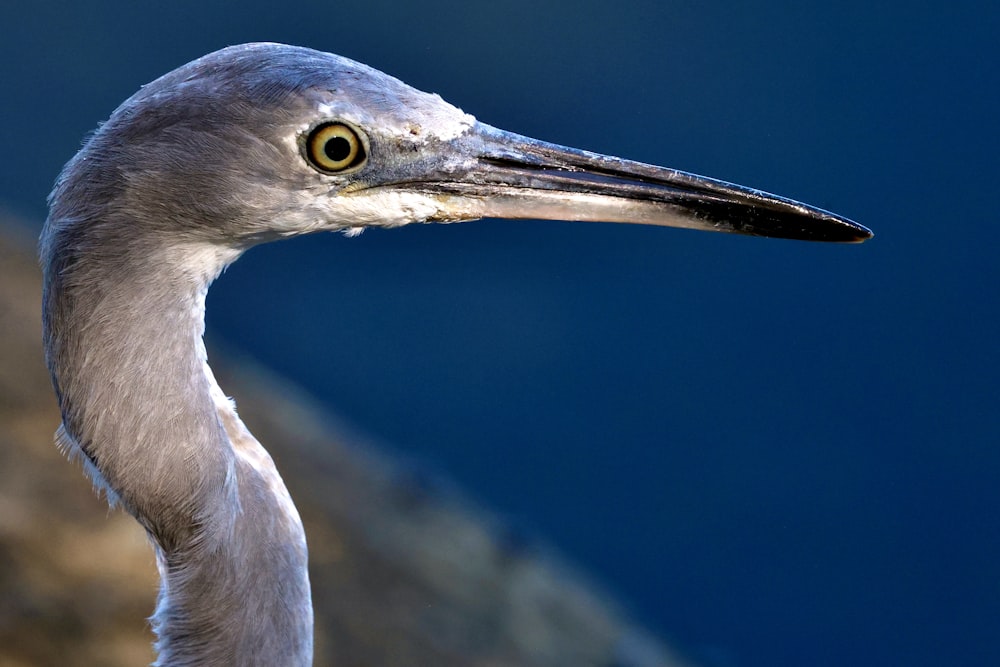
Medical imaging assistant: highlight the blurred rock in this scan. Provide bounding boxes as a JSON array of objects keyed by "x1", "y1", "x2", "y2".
[{"x1": 0, "y1": 215, "x2": 694, "y2": 667}]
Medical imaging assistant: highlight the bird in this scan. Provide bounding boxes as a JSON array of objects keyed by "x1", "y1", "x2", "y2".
[{"x1": 39, "y1": 42, "x2": 871, "y2": 666}]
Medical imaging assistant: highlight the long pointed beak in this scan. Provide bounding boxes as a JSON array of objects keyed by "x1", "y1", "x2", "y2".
[{"x1": 398, "y1": 122, "x2": 871, "y2": 243}]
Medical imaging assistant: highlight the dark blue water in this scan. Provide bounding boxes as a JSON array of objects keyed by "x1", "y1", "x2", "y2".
[{"x1": 4, "y1": 2, "x2": 997, "y2": 665}]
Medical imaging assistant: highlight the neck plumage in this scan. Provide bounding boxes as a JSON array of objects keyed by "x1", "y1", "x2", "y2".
[{"x1": 41, "y1": 228, "x2": 313, "y2": 666}]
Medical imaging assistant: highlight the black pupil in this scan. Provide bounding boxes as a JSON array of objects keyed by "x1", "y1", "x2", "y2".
[{"x1": 323, "y1": 135, "x2": 352, "y2": 163}]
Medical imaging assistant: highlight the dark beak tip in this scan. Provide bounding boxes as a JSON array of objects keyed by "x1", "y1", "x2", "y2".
[
  {"x1": 739, "y1": 215, "x2": 872, "y2": 244},
  {"x1": 838, "y1": 220, "x2": 874, "y2": 244},
  {"x1": 777, "y1": 210, "x2": 873, "y2": 244}
]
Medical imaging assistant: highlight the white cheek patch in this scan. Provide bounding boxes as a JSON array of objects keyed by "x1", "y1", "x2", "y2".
[
  {"x1": 317, "y1": 190, "x2": 448, "y2": 228},
  {"x1": 276, "y1": 188, "x2": 479, "y2": 236}
]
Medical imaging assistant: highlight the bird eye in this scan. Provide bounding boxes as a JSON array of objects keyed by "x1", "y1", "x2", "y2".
[{"x1": 304, "y1": 122, "x2": 367, "y2": 173}]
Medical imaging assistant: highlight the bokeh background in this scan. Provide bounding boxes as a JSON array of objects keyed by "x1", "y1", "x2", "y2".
[{"x1": 1, "y1": 1, "x2": 996, "y2": 666}]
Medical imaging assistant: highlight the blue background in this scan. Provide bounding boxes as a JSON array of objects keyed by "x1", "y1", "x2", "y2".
[{"x1": 2, "y1": 2, "x2": 997, "y2": 665}]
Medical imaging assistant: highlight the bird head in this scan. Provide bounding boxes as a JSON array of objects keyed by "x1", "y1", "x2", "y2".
[{"x1": 48, "y1": 42, "x2": 870, "y2": 263}]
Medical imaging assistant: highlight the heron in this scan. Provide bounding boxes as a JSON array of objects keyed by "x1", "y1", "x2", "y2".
[{"x1": 40, "y1": 42, "x2": 871, "y2": 666}]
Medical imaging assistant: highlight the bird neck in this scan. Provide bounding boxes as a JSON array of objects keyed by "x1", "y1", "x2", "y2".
[{"x1": 41, "y1": 234, "x2": 313, "y2": 665}]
